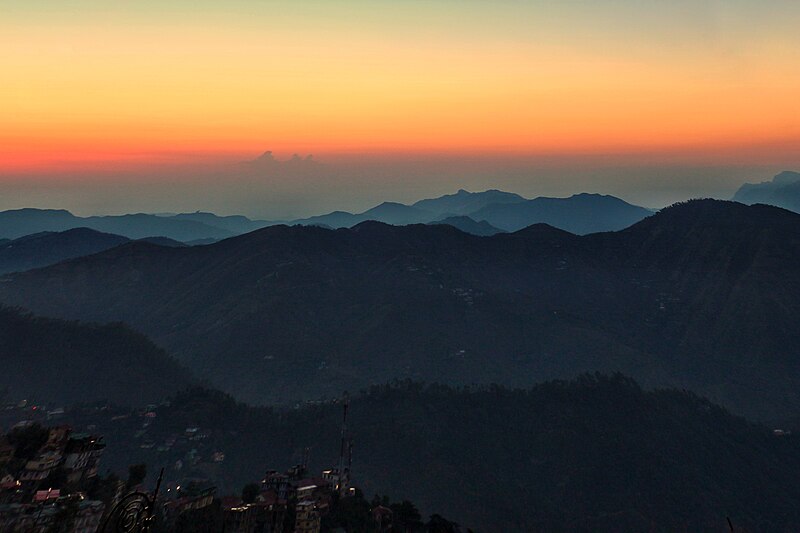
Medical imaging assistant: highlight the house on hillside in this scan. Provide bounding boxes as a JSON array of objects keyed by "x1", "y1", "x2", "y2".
[{"x1": 295, "y1": 500, "x2": 320, "y2": 533}]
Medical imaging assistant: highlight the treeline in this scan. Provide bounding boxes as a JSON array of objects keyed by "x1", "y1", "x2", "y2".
[
  {"x1": 0, "y1": 306, "x2": 193, "y2": 406},
  {"x1": 73, "y1": 375, "x2": 800, "y2": 532}
]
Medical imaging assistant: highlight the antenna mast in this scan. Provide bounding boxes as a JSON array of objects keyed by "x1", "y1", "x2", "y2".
[{"x1": 337, "y1": 392, "x2": 349, "y2": 496}]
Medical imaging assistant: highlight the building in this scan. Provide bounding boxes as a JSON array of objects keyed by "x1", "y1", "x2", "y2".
[
  {"x1": 44, "y1": 425, "x2": 71, "y2": 450},
  {"x1": 294, "y1": 500, "x2": 320, "y2": 533},
  {"x1": 0, "y1": 473, "x2": 18, "y2": 490},
  {"x1": 222, "y1": 493, "x2": 286, "y2": 533},
  {"x1": 262, "y1": 471, "x2": 291, "y2": 501},
  {"x1": 321, "y1": 468, "x2": 350, "y2": 494},
  {"x1": 0, "y1": 497, "x2": 104, "y2": 533},
  {"x1": 63, "y1": 433, "x2": 105, "y2": 483},
  {"x1": 162, "y1": 483, "x2": 217, "y2": 526},
  {"x1": 20, "y1": 451, "x2": 62, "y2": 483}
]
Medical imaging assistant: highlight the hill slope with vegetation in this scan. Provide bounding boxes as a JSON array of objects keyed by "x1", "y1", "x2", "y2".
[
  {"x1": 67, "y1": 376, "x2": 800, "y2": 533},
  {"x1": 2, "y1": 200, "x2": 800, "y2": 419},
  {"x1": 0, "y1": 307, "x2": 193, "y2": 406}
]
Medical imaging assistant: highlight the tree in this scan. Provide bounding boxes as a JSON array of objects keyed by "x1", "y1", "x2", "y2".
[
  {"x1": 45, "y1": 498, "x2": 79, "y2": 533},
  {"x1": 126, "y1": 463, "x2": 147, "y2": 489},
  {"x1": 391, "y1": 500, "x2": 423, "y2": 533},
  {"x1": 8, "y1": 423, "x2": 49, "y2": 460},
  {"x1": 241, "y1": 482, "x2": 260, "y2": 504},
  {"x1": 427, "y1": 514, "x2": 460, "y2": 533}
]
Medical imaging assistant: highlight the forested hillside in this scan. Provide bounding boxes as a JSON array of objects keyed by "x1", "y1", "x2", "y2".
[
  {"x1": 0, "y1": 307, "x2": 193, "y2": 405},
  {"x1": 67, "y1": 376, "x2": 800, "y2": 533},
  {"x1": 3, "y1": 200, "x2": 800, "y2": 419}
]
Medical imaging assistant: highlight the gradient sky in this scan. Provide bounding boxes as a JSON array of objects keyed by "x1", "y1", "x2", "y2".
[{"x1": 1, "y1": 0, "x2": 799, "y2": 216}]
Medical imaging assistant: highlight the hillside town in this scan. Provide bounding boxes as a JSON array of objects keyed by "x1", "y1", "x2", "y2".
[
  {"x1": 0, "y1": 394, "x2": 464, "y2": 533},
  {"x1": 0, "y1": 422, "x2": 107, "y2": 531}
]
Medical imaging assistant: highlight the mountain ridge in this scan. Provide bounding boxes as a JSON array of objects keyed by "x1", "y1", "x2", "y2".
[
  {"x1": 1, "y1": 200, "x2": 799, "y2": 419},
  {"x1": 732, "y1": 170, "x2": 800, "y2": 212}
]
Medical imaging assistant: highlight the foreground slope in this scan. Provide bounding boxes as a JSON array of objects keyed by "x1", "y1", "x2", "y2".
[
  {"x1": 74, "y1": 377, "x2": 800, "y2": 533},
  {"x1": 2, "y1": 200, "x2": 800, "y2": 419},
  {"x1": 0, "y1": 307, "x2": 192, "y2": 405}
]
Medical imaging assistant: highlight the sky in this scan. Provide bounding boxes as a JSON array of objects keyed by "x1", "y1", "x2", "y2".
[{"x1": 1, "y1": 0, "x2": 799, "y2": 217}]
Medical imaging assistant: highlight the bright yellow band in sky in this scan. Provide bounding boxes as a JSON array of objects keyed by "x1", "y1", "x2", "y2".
[{"x1": 2, "y1": 1, "x2": 799, "y2": 173}]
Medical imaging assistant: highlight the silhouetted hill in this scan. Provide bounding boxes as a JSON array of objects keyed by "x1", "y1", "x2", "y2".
[
  {"x1": 0, "y1": 228, "x2": 198, "y2": 274},
  {"x1": 72, "y1": 377, "x2": 800, "y2": 532},
  {"x1": 470, "y1": 192, "x2": 653, "y2": 233},
  {"x1": 0, "y1": 307, "x2": 192, "y2": 406},
  {"x1": 0, "y1": 209, "x2": 78, "y2": 238},
  {"x1": 733, "y1": 170, "x2": 800, "y2": 212},
  {"x1": 0, "y1": 208, "x2": 235, "y2": 241},
  {"x1": 1, "y1": 190, "x2": 651, "y2": 241},
  {"x1": 412, "y1": 188, "x2": 526, "y2": 215},
  {"x1": 82, "y1": 213, "x2": 235, "y2": 241},
  {"x1": 2, "y1": 200, "x2": 800, "y2": 419},
  {"x1": 0, "y1": 228, "x2": 129, "y2": 274},
  {"x1": 361, "y1": 202, "x2": 432, "y2": 225},
  {"x1": 293, "y1": 190, "x2": 650, "y2": 234},
  {"x1": 168, "y1": 211, "x2": 275, "y2": 234},
  {"x1": 429, "y1": 216, "x2": 505, "y2": 236},
  {"x1": 136, "y1": 236, "x2": 187, "y2": 248},
  {"x1": 295, "y1": 202, "x2": 433, "y2": 228}
]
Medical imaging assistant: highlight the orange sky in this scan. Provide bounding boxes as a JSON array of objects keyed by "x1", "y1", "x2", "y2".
[{"x1": 1, "y1": 1, "x2": 799, "y2": 176}]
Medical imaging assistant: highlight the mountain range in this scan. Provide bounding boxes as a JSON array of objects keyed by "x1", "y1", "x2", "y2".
[
  {"x1": 0, "y1": 208, "x2": 241, "y2": 242},
  {"x1": 6, "y1": 170, "x2": 800, "y2": 244},
  {"x1": 0, "y1": 190, "x2": 653, "y2": 244},
  {"x1": 292, "y1": 191, "x2": 653, "y2": 234},
  {"x1": 733, "y1": 170, "x2": 800, "y2": 212},
  {"x1": 2, "y1": 200, "x2": 799, "y2": 420}
]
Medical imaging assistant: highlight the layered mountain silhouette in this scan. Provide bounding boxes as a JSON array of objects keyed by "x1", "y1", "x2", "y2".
[
  {"x1": 470, "y1": 192, "x2": 653, "y2": 233},
  {"x1": 733, "y1": 170, "x2": 800, "y2": 212},
  {"x1": 0, "y1": 190, "x2": 651, "y2": 243},
  {"x1": 429, "y1": 216, "x2": 505, "y2": 236},
  {"x1": 292, "y1": 191, "x2": 652, "y2": 234},
  {"x1": 2, "y1": 200, "x2": 797, "y2": 419},
  {"x1": 164, "y1": 211, "x2": 275, "y2": 234},
  {"x1": 0, "y1": 228, "x2": 128, "y2": 274},
  {"x1": 0, "y1": 208, "x2": 237, "y2": 241},
  {"x1": 296, "y1": 202, "x2": 433, "y2": 228},
  {"x1": 0, "y1": 228, "x2": 188, "y2": 274},
  {"x1": 0, "y1": 307, "x2": 191, "y2": 405},
  {"x1": 412, "y1": 188, "x2": 526, "y2": 215}
]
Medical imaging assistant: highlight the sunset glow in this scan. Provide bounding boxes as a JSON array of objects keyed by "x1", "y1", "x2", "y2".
[{"x1": 2, "y1": 1, "x2": 799, "y2": 175}]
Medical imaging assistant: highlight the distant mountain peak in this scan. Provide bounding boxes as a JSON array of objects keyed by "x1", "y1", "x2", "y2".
[
  {"x1": 774, "y1": 170, "x2": 800, "y2": 185},
  {"x1": 368, "y1": 201, "x2": 411, "y2": 210},
  {"x1": 732, "y1": 170, "x2": 800, "y2": 213},
  {"x1": 246, "y1": 150, "x2": 317, "y2": 166}
]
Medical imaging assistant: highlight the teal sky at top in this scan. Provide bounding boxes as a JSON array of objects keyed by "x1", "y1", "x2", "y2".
[{"x1": 4, "y1": 0, "x2": 799, "y2": 48}]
